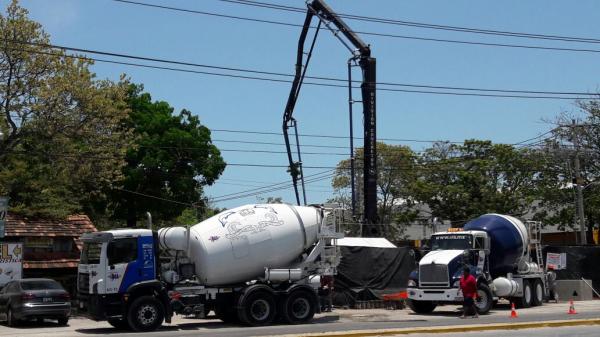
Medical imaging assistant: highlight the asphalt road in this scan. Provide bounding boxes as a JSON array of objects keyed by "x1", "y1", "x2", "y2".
[
  {"x1": 413, "y1": 325, "x2": 600, "y2": 337},
  {"x1": 0, "y1": 300, "x2": 598, "y2": 337}
]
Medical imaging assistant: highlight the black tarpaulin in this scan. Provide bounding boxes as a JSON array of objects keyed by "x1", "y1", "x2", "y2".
[
  {"x1": 543, "y1": 246, "x2": 600, "y2": 293},
  {"x1": 333, "y1": 246, "x2": 415, "y2": 306}
]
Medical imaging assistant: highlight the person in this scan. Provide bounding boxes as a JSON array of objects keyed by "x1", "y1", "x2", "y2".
[
  {"x1": 459, "y1": 266, "x2": 478, "y2": 318},
  {"x1": 319, "y1": 275, "x2": 334, "y2": 312}
]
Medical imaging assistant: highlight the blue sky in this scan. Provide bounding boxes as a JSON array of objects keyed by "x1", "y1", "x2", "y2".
[{"x1": 5, "y1": 0, "x2": 600, "y2": 209}]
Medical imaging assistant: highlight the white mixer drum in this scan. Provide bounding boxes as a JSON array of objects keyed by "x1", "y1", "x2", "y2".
[{"x1": 185, "y1": 204, "x2": 320, "y2": 285}]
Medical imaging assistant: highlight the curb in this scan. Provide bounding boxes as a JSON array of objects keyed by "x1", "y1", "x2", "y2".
[{"x1": 273, "y1": 318, "x2": 600, "y2": 337}]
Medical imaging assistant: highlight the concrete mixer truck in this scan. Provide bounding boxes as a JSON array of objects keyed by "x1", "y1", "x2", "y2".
[
  {"x1": 77, "y1": 204, "x2": 343, "y2": 331},
  {"x1": 407, "y1": 214, "x2": 550, "y2": 314}
]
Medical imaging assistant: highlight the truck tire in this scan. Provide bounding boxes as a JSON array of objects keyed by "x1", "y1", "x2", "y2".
[
  {"x1": 516, "y1": 280, "x2": 533, "y2": 308},
  {"x1": 532, "y1": 279, "x2": 544, "y2": 307},
  {"x1": 475, "y1": 283, "x2": 493, "y2": 314},
  {"x1": 406, "y1": 299, "x2": 437, "y2": 314},
  {"x1": 281, "y1": 289, "x2": 316, "y2": 324},
  {"x1": 127, "y1": 295, "x2": 165, "y2": 332},
  {"x1": 238, "y1": 290, "x2": 277, "y2": 326},
  {"x1": 107, "y1": 318, "x2": 131, "y2": 330}
]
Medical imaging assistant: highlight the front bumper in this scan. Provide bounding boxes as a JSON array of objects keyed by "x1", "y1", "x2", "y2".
[
  {"x1": 78, "y1": 293, "x2": 126, "y2": 320},
  {"x1": 407, "y1": 287, "x2": 463, "y2": 302}
]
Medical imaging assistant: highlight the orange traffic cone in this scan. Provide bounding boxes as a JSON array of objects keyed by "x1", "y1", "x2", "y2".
[
  {"x1": 568, "y1": 300, "x2": 577, "y2": 314},
  {"x1": 510, "y1": 302, "x2": 518, "y2": 318}
]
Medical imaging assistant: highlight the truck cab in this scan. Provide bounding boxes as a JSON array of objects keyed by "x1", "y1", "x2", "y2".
[
  {"x1": 77, "y1": 229, "x2": 169, "y2": 328},
  {"x1": 407, "y1": 229, "x2": 494, "y2": 314}
]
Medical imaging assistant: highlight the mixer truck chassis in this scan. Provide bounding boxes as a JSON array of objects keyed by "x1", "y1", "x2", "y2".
[
  {"x1": 407, "y1": 214, "x2": 551, "y2": 315},
  {"x1": 78, "y1": 204, "x2": 343, "y2": 331}
]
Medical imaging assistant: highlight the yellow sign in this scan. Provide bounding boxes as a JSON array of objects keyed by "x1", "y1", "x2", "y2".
[{"x1": 593, "y1": 229, "x2": 599, "y2": 245}]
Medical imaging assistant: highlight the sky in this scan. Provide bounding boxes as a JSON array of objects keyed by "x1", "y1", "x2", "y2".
[{"x1": 3, "y1": 0, "x2": 600, "y2": 210}]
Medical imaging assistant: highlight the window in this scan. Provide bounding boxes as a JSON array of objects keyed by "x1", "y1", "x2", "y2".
[
  {"x1": 20, "y1": 280, "x2": 64, "y2": 291},
  {"x1": 474, "y1": 237, "x2": 485, "y2": 249},
  {"x1": 107, "y1": 238, "x2": 138, "y2": 265},
  {"x1": 81, "y1": 242, "x2": 102, "y2": 264}
]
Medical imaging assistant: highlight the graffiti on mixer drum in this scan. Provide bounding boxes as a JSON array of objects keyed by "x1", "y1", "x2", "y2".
[
  {"x1": 226, "y1": 213, "x2": 285, "y2": 240},
  {"x1": 237, "y1": 208, "x2": 255, "y2": 217},
  {"x1": 253, "y1": 205, "x2": 278, "y2": 214},
  {"x1": 218, "y1": 211, "x2": 237, "y2": 227}
]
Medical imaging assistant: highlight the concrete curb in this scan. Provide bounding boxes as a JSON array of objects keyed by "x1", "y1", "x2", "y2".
[{"x1": 273, "y1": 318, "x2": 600, "y2": 337}]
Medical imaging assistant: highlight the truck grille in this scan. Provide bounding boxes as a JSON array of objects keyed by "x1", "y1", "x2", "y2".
[
  {"x1": 78, "y1": 273, "x2": 90, "y2": 294},
  {"x1": 419, "y1": 264, "x2": 449, "y2": 287}
]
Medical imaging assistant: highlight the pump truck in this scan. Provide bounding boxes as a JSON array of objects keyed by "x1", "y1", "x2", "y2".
[{"x1": 282, "y1": 0, "x2": 379, "y2": 236}]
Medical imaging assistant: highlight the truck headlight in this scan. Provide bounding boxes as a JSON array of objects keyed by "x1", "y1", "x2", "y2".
[
  {"x1": 408, "y1": 280, "x2": 417, "y2": 287},
  {"x1": 452, "y1": 280, "x2": 460, "y2": 288}
]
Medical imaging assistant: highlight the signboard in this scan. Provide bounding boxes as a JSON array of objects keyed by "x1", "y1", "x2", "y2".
[
  {"x1": 0, "y1": 242, "x2": 22, "y2": 286},
  {"x1": 546, "y1": 252, "x2": 567, "y2": 270},
  {"x1": 0, "y1": 197, "x2": 8, "y2": 239}
]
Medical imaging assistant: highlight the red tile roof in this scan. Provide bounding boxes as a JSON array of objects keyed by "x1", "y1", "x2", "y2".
[
  {"x1": 5, "y1": 214, "x2": 97, "y2": 238},
  {"x1": 23, "y1": 259, "x2": 80, "y2": 269}
]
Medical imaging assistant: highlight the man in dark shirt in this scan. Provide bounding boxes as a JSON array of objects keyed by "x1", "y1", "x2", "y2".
[{"x1": 459, "y1": 266, "x2": 478, "y2": 318}]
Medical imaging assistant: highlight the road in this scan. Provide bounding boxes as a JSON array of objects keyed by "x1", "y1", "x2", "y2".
[
  {"x1": 0, "y1": 300, "x2": 598, "y2": 336},
  {"x1": 412, "y1": 325, "x2": 600, "y2": 337}
]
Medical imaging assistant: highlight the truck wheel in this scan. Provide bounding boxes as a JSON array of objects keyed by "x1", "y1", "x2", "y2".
[
  {"x1": 281, "y1": 289, "x2": 316, "y2": 324},
  {"x1": 475, "y1": 283, "x2": 493, "y2": 314},
  {"x1": 107, "y1": 318, "x2": 131, "y2": 330},
  {"x1": 517, "y1": 280, "x2": 533, "y2": 308},
  {"x1": 127, "y1": 296, "x2": 165, "y2": 332},
  {"x1": 406, "y1": 299, "x2": 437, "y2": 314},
  {"x1": 532, "y1": 279, "x2": 544, "y2": 307},
  {"x1": 239, "y1": 290, "x2": 277, "y2": 326}
]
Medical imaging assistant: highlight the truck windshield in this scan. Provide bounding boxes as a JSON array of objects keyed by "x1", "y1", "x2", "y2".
[
  {"x1": 80, "y1": 242, "x2": 102, "y2": 264},
  {"x1": 430, "y1": 234, "x2": 472, "y2": 250}
]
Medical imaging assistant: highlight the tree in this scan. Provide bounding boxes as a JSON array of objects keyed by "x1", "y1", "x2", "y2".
[
  {"x1": 109, "y1": 85, "x2": 226, "y2": 227},
  {"x1": 413, "y1": 140, "x2": 550, "y2": 225},
  {"x1": 331, "y1": 142, "x2": 419, "y2": 240},
  {"x1": 535, "y1": 100, "x2": 600, "y2": 232},
  {"x1": 0, "y1": 1, "x2": 133, "y2": 218}
]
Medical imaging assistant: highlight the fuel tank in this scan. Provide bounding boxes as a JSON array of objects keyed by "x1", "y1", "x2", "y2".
[
  {"x1": 463, "y1": 213, "x2": 529, "y2": 278},
  {"x1": 159, "y1": 204, "x2": 321, "y2": 286}
]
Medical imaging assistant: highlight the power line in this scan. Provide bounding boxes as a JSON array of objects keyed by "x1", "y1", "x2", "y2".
[
  {"x1": 210, "y1": 170, "x2": 334, "y2": 199},
  {"x1": 219, "y1": 0, "x2": 600, "y2": 45},
  {"x1": 115, "y1": 188, "x2": 197, "y2": 207},
  {"x1": 5, "y1": 40, "x2": 596, "y2": 100},
  {"x1": 113, "y1": 0, "x2": 600, "y2": 54},
  {"x1": 210, "y1": 128, "x2": 560, "y2": 147}
]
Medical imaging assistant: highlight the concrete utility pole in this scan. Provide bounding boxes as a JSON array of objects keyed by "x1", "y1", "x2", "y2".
[{"x1": 572, "y1": 120, "x2": 587, "y2": 245}]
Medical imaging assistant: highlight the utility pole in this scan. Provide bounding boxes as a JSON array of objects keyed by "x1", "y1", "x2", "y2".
[{"x1": 572, "y1": 119, "x2": 587, "y2": 245}]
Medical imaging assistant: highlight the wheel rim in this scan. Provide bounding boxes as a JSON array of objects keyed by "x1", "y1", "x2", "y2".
[
  {"x1": 137, "y1": 304, "x2": 158, "y2": 326},
  {"x1": 291, "y1": 297, "x2": 310, "y2": 319},
  {"x1": 250, "y1": 299, "x2": 270, "y2": 322},
  {"x1": 476, "y1": 290, "x2": 489, "y2": 310},
  {"x1": 525, "y1": 285, "x2": 531, "y2": 304},
  {"x1": 536, "y1": 283, "x2": 543, "y2": 302}
]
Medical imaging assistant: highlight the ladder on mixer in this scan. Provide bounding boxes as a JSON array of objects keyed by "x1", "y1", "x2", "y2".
[{"x1": 526, "y1": 221, "x2": 544, "y2": 269}]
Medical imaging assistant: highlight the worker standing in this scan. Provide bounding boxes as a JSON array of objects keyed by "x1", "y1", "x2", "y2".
[{"x1": 459, "y1": 266, "x2": 478, "y2": 318}]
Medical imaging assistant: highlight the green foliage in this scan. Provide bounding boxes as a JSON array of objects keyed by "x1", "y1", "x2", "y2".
[
  {"x1": 413, "y1": 140, "x2": 549, "y2": 224},
  {"x1": 108, "y1": 85, "x2": 226, "y2": 226},
  {"x1": 331, "y1": 142, "x2": 418, "y2": 240},
  {"x1": 0, "y1": 1, "x2": 133, "y2": 218}
]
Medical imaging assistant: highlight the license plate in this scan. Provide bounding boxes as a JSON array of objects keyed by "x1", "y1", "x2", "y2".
[
  {"x1": 43, "y1": 297, "x2": 52, "y2": 303},
  {"x1": 79, "y1": 302, "x2": 84, "y2": 309}
]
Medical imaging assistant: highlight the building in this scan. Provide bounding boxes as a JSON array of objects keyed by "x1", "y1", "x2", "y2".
[{"x1": 2, "y1": 214, "x2": 97, "y2": 294}]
